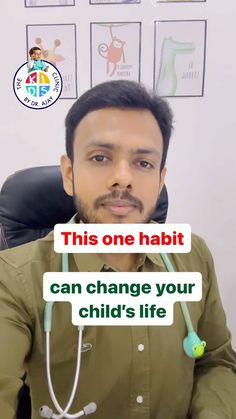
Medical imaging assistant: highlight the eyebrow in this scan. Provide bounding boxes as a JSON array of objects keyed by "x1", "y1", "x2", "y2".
[{"x1": 85, "y1": 140, "x2": 161, "y2": 158}]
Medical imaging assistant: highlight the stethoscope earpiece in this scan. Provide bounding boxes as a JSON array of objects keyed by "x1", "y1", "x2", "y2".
[
  {"x1": 183, "y1": 331, "x2": 206, "y2": 359},
  {"x1": 39, "y1": 405, "x2": 53, "y2": 418}
]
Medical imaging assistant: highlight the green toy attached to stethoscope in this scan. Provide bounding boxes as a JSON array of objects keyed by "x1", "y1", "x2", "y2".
[
  {"x1": 160, "y1": 253, "x2": 206, "y2": 359},
  {"x1": 40, "y1": 251, "x2": 206, "y2": 418}
]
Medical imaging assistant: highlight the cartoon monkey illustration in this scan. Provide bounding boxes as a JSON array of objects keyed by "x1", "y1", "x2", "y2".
[{"x1": 98, "y1": 26, "x2": 126, "y2": 77}]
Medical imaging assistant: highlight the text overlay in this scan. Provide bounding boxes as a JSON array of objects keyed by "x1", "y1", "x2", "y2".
[
  {"x1": 44, "y1": 272, "x2": 202, "y2": 325},
  {"x1": 54, "y1": 224, "x2": 191, "y2": 253}
]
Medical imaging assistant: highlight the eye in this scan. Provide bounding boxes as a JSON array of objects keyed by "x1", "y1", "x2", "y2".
[
  {"x1": 137, "y1": 160, "x2": 154, "y2": 169},
  {"x1": 91, "y1": 155, "x2": 108, "y2": 162}
]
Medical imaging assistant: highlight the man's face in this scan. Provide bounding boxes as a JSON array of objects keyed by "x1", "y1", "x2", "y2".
[
  {"x1": 30, "y1": 49, "x2": 41, "y2": 60},
  {"x1": 61, "y1": 108, "x2": 166, "y2": 224}
]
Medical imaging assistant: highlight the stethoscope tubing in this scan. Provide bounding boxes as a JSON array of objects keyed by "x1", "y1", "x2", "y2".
[
  {"x1": 41, "y1": 252, "x2": 205, "y2": 418},
  {"x1": 45, "y1": 326, "x2": 84, "y2": 418}
]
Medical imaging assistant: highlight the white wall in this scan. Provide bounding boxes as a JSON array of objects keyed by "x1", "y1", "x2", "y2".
[{"x1": 0, "y1": 0, "x2": 235, "y2": 346}]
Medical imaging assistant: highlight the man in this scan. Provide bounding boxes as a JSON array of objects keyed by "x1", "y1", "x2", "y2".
[
  {"x1": 27, "y1": 47, "x2": 49, "y2": 73},
  {"x1": 0, "y1": 80, "x2": 235, "y2": 419}
]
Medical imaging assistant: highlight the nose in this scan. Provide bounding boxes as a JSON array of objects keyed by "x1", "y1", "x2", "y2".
[{"x1": 107, "y1": 160, "x2": 133, "y2": 190}]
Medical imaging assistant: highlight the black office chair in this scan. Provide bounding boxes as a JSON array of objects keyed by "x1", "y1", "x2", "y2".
[
  {"x1": 0, "y1": 165, "x2": 169, "y2": 418},
  {"x1": 0, "y1": 166, "x2": 75, "y2": 250}
]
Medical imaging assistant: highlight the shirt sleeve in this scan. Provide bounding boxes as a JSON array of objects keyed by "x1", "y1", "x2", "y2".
[
  {"x1": 41, "y1": 61, "x2": 47, "y2": 70},
  {"x1": 189, "y1": 240, "x2": 236, "y2": 419},
  {"x1": 0, "y1": 256, "x2": 33, "y2": 419}
]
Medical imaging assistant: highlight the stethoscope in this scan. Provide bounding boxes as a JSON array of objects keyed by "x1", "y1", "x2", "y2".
[{"x1": 40, "y1": 252, "x2": 206, "y2": 419}]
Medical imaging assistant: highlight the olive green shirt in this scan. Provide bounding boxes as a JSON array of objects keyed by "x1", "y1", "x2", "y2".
[{"x1": 0, "y1": 231, "x2": 235, "y2": 419}]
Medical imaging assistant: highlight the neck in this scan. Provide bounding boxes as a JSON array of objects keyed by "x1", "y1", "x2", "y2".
[{"x1": 101, "y1": 253, "x2": 137, "y2": 272}]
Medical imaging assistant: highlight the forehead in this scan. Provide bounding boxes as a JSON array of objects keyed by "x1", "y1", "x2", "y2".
[{"x1": 73, "y1": 108, "x2": 163, "y2": 152}]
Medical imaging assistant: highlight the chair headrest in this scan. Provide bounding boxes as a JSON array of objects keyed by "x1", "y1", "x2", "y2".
[{"x1": 0, "y1": 166, "x2": 168, "y2": 249}]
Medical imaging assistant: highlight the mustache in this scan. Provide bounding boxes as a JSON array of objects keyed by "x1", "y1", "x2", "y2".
[{"x1": 94, "y1": 190, "x2": 144, "y2": 213}]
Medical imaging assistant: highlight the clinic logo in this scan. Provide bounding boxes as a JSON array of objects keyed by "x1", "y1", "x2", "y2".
[{"x1": 13, "y1": 61, "x2": 63, "y2": 109}]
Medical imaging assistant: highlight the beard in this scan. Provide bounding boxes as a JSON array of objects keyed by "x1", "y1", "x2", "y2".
[{"x1": 73, "y1": 189, "x2": 158, "y2": 224}]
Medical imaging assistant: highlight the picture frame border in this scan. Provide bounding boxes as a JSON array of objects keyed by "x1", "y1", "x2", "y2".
[
  {"x1": 89, "y1": 0, "x2": 141, "y2": 6},
  {"x1": 26, "y1": 23, "x2": 78, "y2": 99},
  {"x1": 24, "y1": 0, "x2": 75, "y2": 8},
  {"x1": 90, "y1": 21, "x2": 142, "y2": 88},
  {"x1": 153, "y1": 19, "x2": 207, "y2": 98},
  {"x1": 155, "y1": 0, "x2": 206, "y2": 3}
]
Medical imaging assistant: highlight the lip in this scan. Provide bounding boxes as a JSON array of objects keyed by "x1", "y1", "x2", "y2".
[{"x1": 102, "y1": 201, "x2": 136, "y2": 216}]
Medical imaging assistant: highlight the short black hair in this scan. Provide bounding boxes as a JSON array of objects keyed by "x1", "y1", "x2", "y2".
[
  {"x1": 65, "y1": 80, "x2": 173, "y2": 171},
  {"x1": 29, "y1": 46, "x2": 41, "y2": 56}
]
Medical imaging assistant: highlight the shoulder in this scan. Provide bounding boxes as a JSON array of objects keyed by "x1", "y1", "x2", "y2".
[
  {"x1": 170, "y1": 232, "x2": 215, "y2": 281},
  {"x1": 191, "y1": 233, "x2": 213, "y2": 261},
  {"x1": 190, "y1": 233, "x2": 215, "y2": 272},
  {"x1": 149, "y1": 221, "x2": 213, "y2": 267},
  {"x1": 0, "y1": 230, "x2": 55, "y2": 270}
]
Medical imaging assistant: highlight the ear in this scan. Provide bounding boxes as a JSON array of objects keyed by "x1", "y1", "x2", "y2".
[
  {"x1": 60, "y1": 154, "x2": 73, "y2": 197},
  {"x1": 159, "y1": 167, "x2": 167, "y2": 195}
]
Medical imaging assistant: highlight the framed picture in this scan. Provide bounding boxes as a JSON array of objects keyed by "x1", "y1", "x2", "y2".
[
  {"x1": 90, "y1": 0, "x2": 140, "y2": 4},
  {"x1": 25, "y1": 0, "x2": 75, "y2": 7},
  {"x1": 26, "y1": 24, "x2": 78, "y2": 99},
  {"x1": 154, "y1": 20, "x2": 207, "y2": 97},
  {"x1": 155, "y1": 0, "x2": 205, "y2": 3},
  {"x1": 90, "y1": 22, "x2": 141, "y2": 87}
]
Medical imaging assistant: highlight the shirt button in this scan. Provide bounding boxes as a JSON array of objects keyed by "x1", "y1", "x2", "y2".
[
  {"x1": 137, "y1": 344, "x2": 144, "y2": 352},
  {"x1": 136, "y1": 395, "x2": 143, "y2": 404}
]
